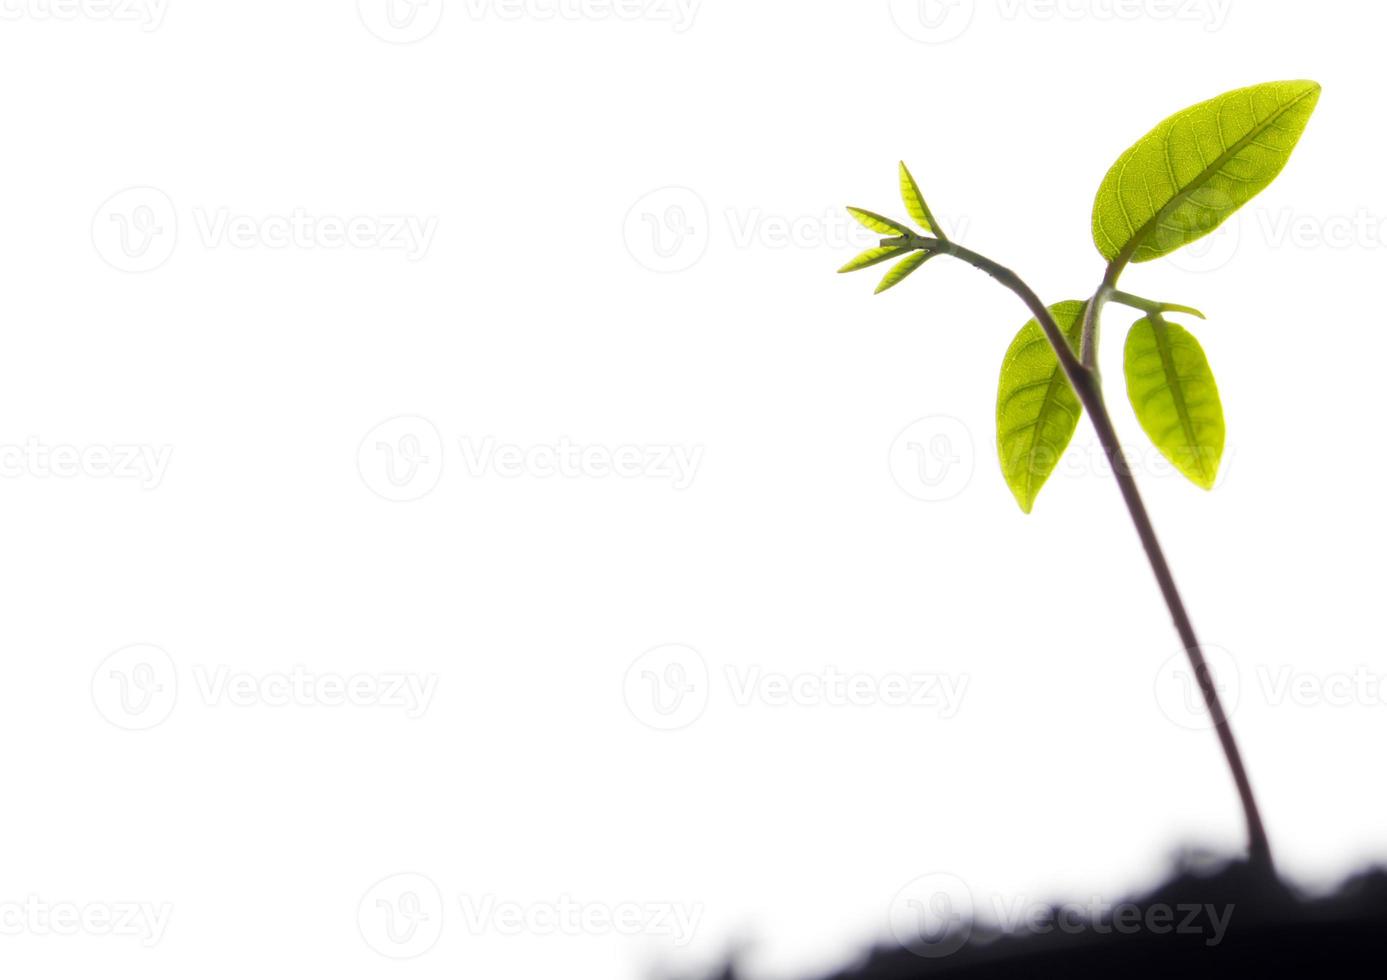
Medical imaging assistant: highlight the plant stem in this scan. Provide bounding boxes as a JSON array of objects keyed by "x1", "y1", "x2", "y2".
[
  {"x1": 1108, "y1": 290, "x2": 1206, "y2": 320},
  {"x1": 937, "y1": 239, "x2": 1276, "y2": 875},
  {"x1": 1080, "y1": 280, "x2": 1113, "y2": 369}
]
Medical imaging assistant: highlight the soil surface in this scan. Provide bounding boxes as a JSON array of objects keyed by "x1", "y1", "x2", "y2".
[{"x1": 699, "y1": 859, "x2": 1387, "y2": 979}]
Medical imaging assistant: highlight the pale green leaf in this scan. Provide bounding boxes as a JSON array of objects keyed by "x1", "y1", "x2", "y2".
[
  {"x1": 898, "y1": 161, "x2": 938, "y2": 234},
  {"x1": 1092, "y1": 79, "x2": 1320, "y2": 267},
  {"x1": 838, "y1": 245, "x2": 910, "y2": 274},
  {"x1": 846, "y1": 206, "x2": 911, "y2": 237},
  {"x1": 874, "y1": 250, "x2": 932, "y2": 294},
  {"x1": 996, "y1": 300, "x2": 1086, "y2": 513},
  {"x1": 1124, "y1": 315, "x2": 1225, "y2": 489}
]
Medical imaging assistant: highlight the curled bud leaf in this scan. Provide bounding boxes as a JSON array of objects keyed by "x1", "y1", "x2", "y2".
[
  {"x1": 898, "y1": 161, "x2": 940, "y2": 236},
  {"x1": 838, "y1": 245, "x2": 911, "y2": 274},
  {"x1": 874, "y1": 250, "x2": 932, "y2": 294},
  {"x1": 846, "y1": 207, "x2": 912, "y2": 237}
]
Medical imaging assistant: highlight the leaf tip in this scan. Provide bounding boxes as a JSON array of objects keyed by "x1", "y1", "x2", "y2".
[
  {"x1": 1285, "y1": 78, "x2": 1322, "y2": 111},
  {"x1": 1192, "y1": 463, "x2": 1220, "y2": 491}
]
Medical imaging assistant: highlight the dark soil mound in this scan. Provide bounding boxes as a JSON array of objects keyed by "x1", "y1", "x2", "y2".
[{"x1": 701, "y1": 859, "x2": 1387, "y2": 980}]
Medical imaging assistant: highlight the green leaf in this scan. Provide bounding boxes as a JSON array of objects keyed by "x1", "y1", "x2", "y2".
[
  {"x1": 1092, "y1": 79, "x2": 1320, "y2": 267},
  {"x1": 846, "y1": 206, "x2": 911, "y2": 237},
  {"x1": 838, "y1": 245, "x2": 910, "y2": 274},
  {"x1": 874, "y1": 250, "x2": 931, "y2": 294},
  {"x1": 1124, "y1": 314, "x2": 1225, "y2": 490},
  {"x1": 898, "y1": 161, "x2": 939, "y2": 235},
  {"x1": 996, "y1": 300, "x2": 1086, "y2": 513}
]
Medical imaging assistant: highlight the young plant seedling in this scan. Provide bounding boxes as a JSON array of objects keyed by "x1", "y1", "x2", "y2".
[{"x1": 841, "y1": 80, "x2": 1322, "y2": 874}]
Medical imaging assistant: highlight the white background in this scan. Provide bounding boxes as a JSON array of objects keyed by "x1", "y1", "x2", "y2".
[{"x1": 1, "y1": 1, "x2": 1384, "y2": 977}]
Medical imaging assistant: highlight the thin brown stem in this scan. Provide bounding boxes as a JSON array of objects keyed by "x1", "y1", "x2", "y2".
[{"x1": 938, "y1": 240, "x2": 1276, "y2": 874}]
